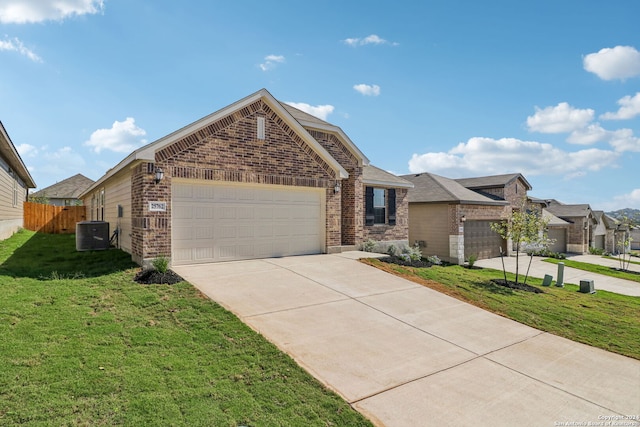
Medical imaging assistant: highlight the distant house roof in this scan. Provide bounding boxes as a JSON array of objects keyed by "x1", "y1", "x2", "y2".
[
  {"x1": 31, "y1": 174, "x2": 94, "y2": 199},
  {"x1": 0, "y1": 121, "x2": 36, "y2": 188},
  {"x1": 401, "y1": 172, "x2": 508, "y2": 205},
  {"x1": 546, "y1": 203, "x2": 593, "y2": 219},
  {"x1": 542, "y1": 209, "x2": 570, "y2": 227},
  {"x1": 455, "y1": 173, "x2": 532, "y2": 191},
  {"x1": 363, "y1": 165, "x2": 413, "y2": 188}
]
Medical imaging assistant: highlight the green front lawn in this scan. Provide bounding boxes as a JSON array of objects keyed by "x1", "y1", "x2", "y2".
[
  {"x1": 0, "y1": 230, "x2": 372, "y2": 426},
  {"x1": 363, "y1": 259, "x2": 640, "y2": 360}
]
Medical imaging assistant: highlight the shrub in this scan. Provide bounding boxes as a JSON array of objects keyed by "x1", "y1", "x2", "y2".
[
  {"x1": 589, "y1": 247, "x2": 605, "y2": 255},
  {"x1": 362, "y1": 239, "x2": 376, "y2": 252},
  {"x1": 404, "y1": 244, "x2": 422, "y2": 262},
  {"x1": 426, "y1": 255, "x2": 442, "y2": 265},
  {"x1": 387, "y1": 245, "x2": 399, "y2": 257},
  {"x1": 152, "y1": 255, "x2": 169, "y2": 274},
  {"x1": 467, "y1": 254, "x2": 477, "y2": 268}
]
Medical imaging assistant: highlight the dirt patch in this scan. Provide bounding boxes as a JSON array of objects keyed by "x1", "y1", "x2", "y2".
[
  {"x1": 134, "y1": 269, "x2": 184, "y2": 285},
  {"x1": 490, "y1": 278, "x2": 544, "y2": 293}
]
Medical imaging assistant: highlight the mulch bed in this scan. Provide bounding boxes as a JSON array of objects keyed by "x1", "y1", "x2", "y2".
[
  {"x1": 134, "y1": 269, "x2": 184, "y2": 285},
  {"x1": 490, "y1": 278, "x2": 544, "y2": 293},
  {"x1": 379, "y1": 256, "x2": 434, "y2": 268}
]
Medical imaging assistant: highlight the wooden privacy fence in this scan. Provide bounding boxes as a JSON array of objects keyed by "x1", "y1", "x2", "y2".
[{"x1": 23, "y1": 202, "x2": 87, "y2": 234}]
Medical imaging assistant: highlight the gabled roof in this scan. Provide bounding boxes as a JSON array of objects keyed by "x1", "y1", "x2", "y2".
[
  {"x1": 546, "y1": 203, "x2": 593, "y2": 219},
  {"x1": 401, "y1": 172, "x2": 508, "y2": 205},
  {"x1": 82, "y1": 89, "x2": 356, "y2": 197},
  {"x1": 0, "y1": 121, "x2": 36, "y2": 188},
  {"x1": 31, "y1": 174, "x2": 94, "y2": 199},
  {"x1": 455, "y1": 173, "x2": 532, "y2": 191},
  {"x1": 280, "y1": 102, "x2": 369, "y2": 167},
  {"x1": 542, "y1": 209, "x2": 570, "y2": 227},
  {"x1": 363, "y1": 165, "x2": 413, "y2": 189}
]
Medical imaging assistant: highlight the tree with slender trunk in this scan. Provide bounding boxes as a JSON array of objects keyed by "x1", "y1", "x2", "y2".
[{"x1": 491, "y1": 198, "x2": 551, "y2": 286}]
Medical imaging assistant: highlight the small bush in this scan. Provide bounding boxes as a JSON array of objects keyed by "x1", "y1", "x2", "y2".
[
  {"x1": 589, "y1": 247, "x2": 605, "y2": 255},
  {"x1": 152, "y1": 256, "x2": 169, "y2": 274},
  {"x1": 361, "y1": 239, "x2": 376, "y2": 252},
  {"x1": 387, "y1": 245, "x2": 398, "y2": 257},
  {"x1": 467, "y1": 254, "x2": 477, "y2": 268},
  {"x1": 404, "y1": 244, "x2": 422, "y2": 262},
  {"x1": 426, "y1": 255, "x2": 442, "y2": 265}
]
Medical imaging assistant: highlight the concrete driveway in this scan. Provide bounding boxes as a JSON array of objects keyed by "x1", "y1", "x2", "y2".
[{"x1": 173, "y1": 252, "x2": 640, "y2": 427}]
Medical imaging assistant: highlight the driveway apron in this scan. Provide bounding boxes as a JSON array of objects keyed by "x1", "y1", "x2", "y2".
[{"x1": 173, "y1": 252, "x2": 640, "y2": 427}]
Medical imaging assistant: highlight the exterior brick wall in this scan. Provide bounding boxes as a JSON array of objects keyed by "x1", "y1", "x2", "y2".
[{"x1": 362, "y1": 188, "x2": 409, "y2": 242}]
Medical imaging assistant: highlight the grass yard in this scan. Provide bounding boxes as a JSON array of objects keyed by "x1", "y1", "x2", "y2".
[
  {"x1": 363, "y1": 258, "x2": 640, "y2": 360},
  {"x1": 0, "y1": 230, "x2": 372, "y2": 426},
  {"x1": 543, "y1": 257, "x2": 640, "y2": 283}
]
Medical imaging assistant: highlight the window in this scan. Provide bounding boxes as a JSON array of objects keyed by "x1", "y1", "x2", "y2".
[
  {"x1": 373, "y1": 188, "x2": 385, "y2": 224},
  {"x1": 365, "y1": 187, "x2": 396, "y2": 226},
  {"x1": 13, "y1": 179, "x2": 18, "y2": 207},
  {"x1": 93, "y1": 189, "x2": 105, "y2": 221}
]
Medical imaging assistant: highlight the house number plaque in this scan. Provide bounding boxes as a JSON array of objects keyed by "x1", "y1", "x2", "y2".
[{"x1": 149, "y1": 201, "x2": 167, "y2": 212}]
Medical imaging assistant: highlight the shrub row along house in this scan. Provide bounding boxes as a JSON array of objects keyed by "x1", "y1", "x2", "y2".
[
  {"x1": 79, "y1": 89, "x2": 413, "y2": 266},
  {"x1": 0, "y1": 122, "x2": 36, "y2": 240}
]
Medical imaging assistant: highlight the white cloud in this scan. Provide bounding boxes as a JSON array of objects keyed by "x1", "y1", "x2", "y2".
[
  {"x1": 342, "y1": 34, "x2": 398, "y2": 47},
  {"x1": 16, "y1": 143, "x2": 38, "y2": 157},
  {"x1": 608, "y1": 128, "x2": 640, "y2": 152},
  {"x1": 601, "y1": 92, "x2": 640, "y2": 120},
  {"x1": 0, "y1": 0, "x2": 104, "y2": 24},
  {"x1": 353, "y1": 84, "x2": 380, "y2": 96},
  {"x1": 84, "y1": 117, "x2": 147, "y2": 153},
  {"x1": 608, "y1": 189, "x2": 640, "y2": 211},
  {"x1": 0, "y1": 36, "x2": 42, "y2": 62},
  {"x1": 408, "y1": 137, "x2": 620, "y2": 179},
  {"x1": 567, "y1": 124, "x2": 608, "y2": 145},
  {"x1": 527, "y1": 102, "x2": 594, "y2": 134},
  {"x1": 583, "y1": 46, "x2": 640, "y2": 81},
  {"x1": 259, "y1": 54, "x2": 285, "y2": 71},
  {"x1": 285, "y1": 102, "x2": 334, "y2": 121},
  {"x1": 38, "y1": 146, "x2": 87, "y2": 179}
]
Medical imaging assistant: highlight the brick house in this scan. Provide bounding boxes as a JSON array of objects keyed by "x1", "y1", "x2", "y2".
[
  {"x1": 0, "y1": 121, "x2": 36, "y2": 240},
  {"x1": 79, "y1": 89, "x2": 412, "y2": 266},
  {"x1": 544, "y1": 201, "x2": 596, "y2": 254},
  {"x1": 401, "y1": 172, "x2": 532, "y2": 264}
]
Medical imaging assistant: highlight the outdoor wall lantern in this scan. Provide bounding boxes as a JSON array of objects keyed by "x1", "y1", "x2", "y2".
[
  {"x1": 334, "y1": 181, "x2": 341, "y2": 193},
  {"x1": 154, "y1": 167, "x2": 164, "y2": 184},
  {"x1": 460, "y1": 215, "x2": 466, "y2": 223}
]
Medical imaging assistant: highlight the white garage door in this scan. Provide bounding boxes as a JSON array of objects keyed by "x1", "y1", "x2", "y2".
[{"x1": 171, "y1": 180, "x2": 325, "y2": 265}]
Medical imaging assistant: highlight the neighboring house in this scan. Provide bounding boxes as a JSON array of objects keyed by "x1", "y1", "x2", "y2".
[
  {"x1": 30, "y1": 174, "x2": 94, "y2": 206},
  {"x1": 545, "y1": 201, "x2": 596, "y2": 254},
  {"x1": 591, "y1": 210, "x2": 625, "y2": 254},
  {"x1": 401, "y1": 172, "x2": 532, "y2": 264},
  {"x1": 0, "y1": 121, "x2": 36, "y2": 240},
  {"x1": 79, "y1": 89, "x2": 412, "y2": 266},
  {"x1": 541, "y1": 208, "x2": 570, "y2": 253},
  {"x1": 631, "y1": 227, "x2": 640, "y2": 251}
]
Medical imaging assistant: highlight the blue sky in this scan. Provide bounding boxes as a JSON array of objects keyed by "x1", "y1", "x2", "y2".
[{"x1": 1, "y1": 0, "x2": 639, "y2": 211}]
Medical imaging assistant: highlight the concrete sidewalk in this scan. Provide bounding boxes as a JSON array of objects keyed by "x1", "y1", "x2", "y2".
[
  {"x1": 475, "y1": 254, "x2": 640, "y2": 296},
  {"x1": 174, "y1": 252, "x2": 640, "y2": 427}
]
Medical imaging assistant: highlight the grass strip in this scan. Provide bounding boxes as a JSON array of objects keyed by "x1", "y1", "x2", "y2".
[
  {"x1": 0, "y1": 230, "x2": 372, "y2": 426},
  {"x1": 542, "y1": 258, "x2": 640, "y2": 283},
  {"x1": 362, "y1": 258, "x2": 640, "y2": 360}
]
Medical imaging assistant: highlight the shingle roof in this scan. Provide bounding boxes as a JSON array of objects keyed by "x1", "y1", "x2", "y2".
[
  {"x1": 455, "y1": 173, "x2": 532, "y2": 191},
  {"x1": 31, "y1": 174, "x2": 94, "y2": 199},
  {"x1": 0, "y1": 121, "x2": 36, "y2": 188},
  {"x1": 545, "y1": 203, "x2": 592, "y2": 218},
  {"x1": 363, "y1": 165, "x2": 413, "y2": 188},
  {"x1": 401, "y1": 172, "x2": 508, "y2": 205},
  {"x1": 280, "y1": 103, "x2": 333, "y2": 127},
  {"x1": 542, "y1": 209, "x2": 570, "y2": 226}
]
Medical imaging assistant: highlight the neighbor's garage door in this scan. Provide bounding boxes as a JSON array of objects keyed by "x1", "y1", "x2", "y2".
[
  {"x1": 464, "y1": 220, "x2": 504, "y2": 260},
  {"x1": 172, "y1": 180, "x2": 324, "y2": 265},
  {"x1": 547, "y1": 228, "x2": 567, "y2": 253}
]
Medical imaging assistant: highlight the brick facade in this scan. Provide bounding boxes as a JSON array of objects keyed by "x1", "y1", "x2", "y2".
[
  {"x1": 123, "y1": 95, "x2": 406, "y2": 264},
  {"x1": 362, "y1": 188, "x2": 409, "y2": 242}
]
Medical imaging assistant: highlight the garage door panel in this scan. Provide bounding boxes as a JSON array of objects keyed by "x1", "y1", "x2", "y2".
[
  {"x1": 172, "y1": 181, "x2": 323, "y2": 265},
  {"x1": 464, "y1": 220, "x2": 504, "y2": 260}
]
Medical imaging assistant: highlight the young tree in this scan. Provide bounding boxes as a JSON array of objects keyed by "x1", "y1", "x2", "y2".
[
  {"x1": 490, "y1": 199, "x2": 551, "y2": 285},
  {"x1": 616, "y1": 216, "x2": 634, "y2": 271}
]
